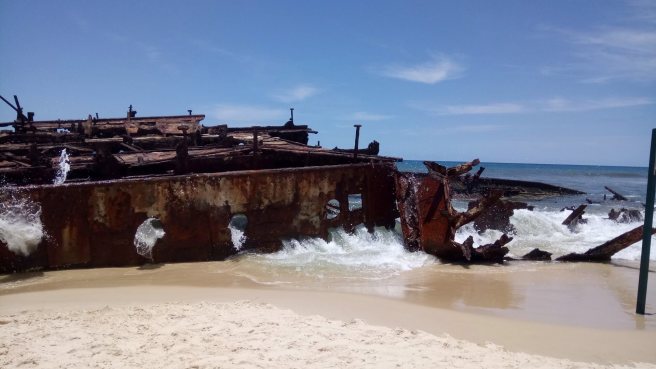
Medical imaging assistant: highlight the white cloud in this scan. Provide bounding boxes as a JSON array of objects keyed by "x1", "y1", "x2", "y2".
[
  {"x1": 452, "y1": 124, "x2": 507, "y2": 133},
  {"x1": 411, "y1": 97, "x2": 653, "y2": 116},
  {"x1": 212, "y1": 104, "x2": 288, "y2": 125},
  {"x1": 414, "y1": 102, "x2": 525, "y2": 116},
  {"x1": 345, "y1": 111, "x2": 393, "y2": 122},
  {"x1": 627, "y1": 0, "x2": 656, "y2": 24},
  {"x1": 542, "y1": 97, "x2": 653, "y2": 112},
  {"x1": 378, "y1": 56, "x2": 464, "y2": 84},
  {"x1": 572, "y1": 28, "x2": 656, "y2": 82},
  {"x1": 541, "y1": 2, "x2": 656, "y2": 83},
  {"x1": 273, "y1": 85, "x2": 320, "y2": 103},
  {"x1": 438, "y1": 103, "x2": 525, "y2": 115},
  {"x1": 397, "y1": 124, "x2": 508, "y2": 137}
]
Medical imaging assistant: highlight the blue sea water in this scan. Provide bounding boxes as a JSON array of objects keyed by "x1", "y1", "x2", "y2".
[
  {"x1": 397, "y1": 160, "x2": 649, "y2": 213},
  {"x1": 389, "y1": 159, "x2": 655, "y2": 262}
]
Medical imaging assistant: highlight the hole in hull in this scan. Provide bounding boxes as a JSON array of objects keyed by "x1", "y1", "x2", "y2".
[{"x1": 325, "y1": 199, "x2": 340, "y2": 220}]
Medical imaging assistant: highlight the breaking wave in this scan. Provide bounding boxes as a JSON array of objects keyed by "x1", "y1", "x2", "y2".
[
  {"x1": 237, "y1": 208, "x2": 652, "y2": 282},
  {"x1": 456, "y1": 209, "x2": 656, "y2": 261},
  {"x1": 0, "y1": 188, "x2": 44, "y2": 256},
  {"x1": 238, "y1": 226, "x2": 436, "y2": 280}
]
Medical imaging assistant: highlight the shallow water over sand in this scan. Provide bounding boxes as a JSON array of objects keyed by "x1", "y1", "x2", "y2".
[{"x1": 2, "y1": 258, "x2": 654, "y2": 331}]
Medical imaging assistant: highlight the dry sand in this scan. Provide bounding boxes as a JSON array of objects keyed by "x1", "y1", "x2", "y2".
[
  {"x1": 1, "y1": 262, "x2": 655, "y2": 368},
  {"x1": 0, "y1": 299, "x2": 650, "y2": 369}
]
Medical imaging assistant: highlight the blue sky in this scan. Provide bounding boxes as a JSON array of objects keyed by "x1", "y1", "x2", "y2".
[{"x1": 1, "y1": 0, "x2": 654, "y2": 166}]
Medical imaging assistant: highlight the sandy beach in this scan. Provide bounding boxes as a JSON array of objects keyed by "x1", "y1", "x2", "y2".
[{"x1": 1, "y1": 261, "x2": 655, "y2": 368}]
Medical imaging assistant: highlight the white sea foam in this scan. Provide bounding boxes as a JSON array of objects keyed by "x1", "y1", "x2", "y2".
[
  {"x1": 245, "y1": 226, "x2": 436, "y2": 280},
  {"x1": 53, "y1": 148, "x2": 70, "y2": 185},
  {"x1": 229, "y1": 215, "x2": 248, "y2": 251},
  {"x1": 134, "y1": 218, "x2": 165, "y2": 260},
  {"x1": 456, "y1": 208, "x2": 656, "y2": 261},
  {"x1": 0, "y1": 189, "x2": 44, "y2": 256},
  {"x1": 229, "y1": 226, "x2": 246, "y2": 251}
]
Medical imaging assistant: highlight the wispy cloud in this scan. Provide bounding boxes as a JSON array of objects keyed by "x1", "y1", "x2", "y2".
[
  {"x1": 542, "y1": 96, "x2": 653, "y2": 112},
  {"x1": 452, "y1": 124, "x2": 508, "y2": 133},
  {"x1": 627, "y1": 0, "x2": 656, "y2": 24},
  {"x1": 272, "y1": 85, "x2": 320, "y2": 103},
  {"x1": 212, "y1": 104, "x2": 287, "y2": 125},
  {"x1": 429, "y1": 103, "x2": 525, "y2": 115},
  {"x1": 98, "y1": 33, "x2": 178, "y2": 75},
  {"x1": 396, "y1": 123, "x2": 508, "y2": 137},
  {"x1": 540, "y1": 2, "x2": 656, "y2": 82},
  {"x1": 412, "y1": 97, "x2": 653, "y2": 115},
  {"x1": 344, "y1": 111, "x2": 393, "y2": 122},
  {"x1": 189, "y1": 39, "x2": 251, "y2": 63},
  {"x1": 377, "y1": 56, "x2": 465, "y2": 84},
  {"x1": 134, "y1": 42, "x2": 178, "y2": 74}
]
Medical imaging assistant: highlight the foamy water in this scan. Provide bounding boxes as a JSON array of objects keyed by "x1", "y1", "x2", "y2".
[
  {"x1": 237, "y1": 226, "x2": 436, "y2": 280},
  {"x1": 53, "y1": 148, "x2": 70, "y2": 185},
  {"x1": 455, "y1": 208, "x2": 656, "y2": 261},
  {"x1": 237, "y1": 207, "x2": 653, "y2": 281},
  {"x1": 0, "y1": 188, "x2": 44, "y2": 256},
  {"x1": 229, "y1": 215, "x2": 248, "y2": 251},
  {"x1": 134, "y1": 218, "x2": 165, "y2": 260}
]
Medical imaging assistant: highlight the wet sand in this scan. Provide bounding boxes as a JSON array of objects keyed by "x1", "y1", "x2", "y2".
[{"x1": 1, "y1": 260, "x2": 655, "y2": 367}]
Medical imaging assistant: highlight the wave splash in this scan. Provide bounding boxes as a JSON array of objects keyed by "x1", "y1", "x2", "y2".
[
  {"x1": 134, "y1": 218, "x2": 165, "y2": 260},
  {"x1": 456, "y1": 209, "x2": 655, "y2": 261},
  {"x1": 53, "y1": 148, "x2": 70, "y2": 185},
  {"x1": 0, "y1": 188, "x2": 44, "y2": 256},
  {"x1": 240, "y1": 226, "x2": 436, "y2": 280}
]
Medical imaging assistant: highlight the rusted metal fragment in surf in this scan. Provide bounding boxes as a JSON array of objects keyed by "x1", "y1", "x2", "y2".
[{"x1": 395, "y1": 173, "x2": 458, "y2": 257}]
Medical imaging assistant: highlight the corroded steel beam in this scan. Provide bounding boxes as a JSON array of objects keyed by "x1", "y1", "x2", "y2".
[{"x1": 0, "y1": 115, "x2": 206, "y2": 130}]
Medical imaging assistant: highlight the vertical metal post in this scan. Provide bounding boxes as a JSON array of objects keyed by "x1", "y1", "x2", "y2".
[
  {"x1": 290, "y1": 108, "x2": 294, "y2": 123},
  {"x1": 13, "y1": 95, "x2": 24, "y2": 124},
  {"x1": 637, "y1": 128, "x2": 656, "y2": 314},
  {"x1": 253, "y1": 127, "x2": 259, "y2": 152},
  {"x1": 353, "y1": 124, "x2": 362, "y2": 159}
]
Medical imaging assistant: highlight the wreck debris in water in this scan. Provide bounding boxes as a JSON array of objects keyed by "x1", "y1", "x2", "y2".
[{"x1": 0, "y1": 95, "x2": 651, "y2": 272}]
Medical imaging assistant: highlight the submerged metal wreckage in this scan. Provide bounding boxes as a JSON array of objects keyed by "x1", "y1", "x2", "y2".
[{"x1": 0, "y1": 96, "x2": 650, "y2": 273}]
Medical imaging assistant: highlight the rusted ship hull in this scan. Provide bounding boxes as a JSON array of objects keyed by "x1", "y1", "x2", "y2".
[{"x1": 0, "y1": 163, "x2": 397, "y2": 273}]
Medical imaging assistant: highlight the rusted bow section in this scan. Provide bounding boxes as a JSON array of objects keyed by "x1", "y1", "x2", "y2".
[{"x1": 395, "y1": 159, "x2": 510, "y2": 263}]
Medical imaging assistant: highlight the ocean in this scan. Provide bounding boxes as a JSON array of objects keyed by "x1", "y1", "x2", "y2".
[{"x1": 397, "y1": 160, "x2": 649, "y2": 213}]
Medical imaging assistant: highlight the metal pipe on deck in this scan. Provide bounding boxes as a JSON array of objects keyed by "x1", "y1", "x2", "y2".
[
  {"x1": 353, "y1": 124, "x2": 361, "y2": 159},
  {"x1": 253, "y1": 126, "x2": 260, "y2": 152}
]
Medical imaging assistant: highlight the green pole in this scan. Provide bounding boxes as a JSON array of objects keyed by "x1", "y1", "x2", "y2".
[{"x1": 637, "y1": 128, "x2": 656, "y2": 315}]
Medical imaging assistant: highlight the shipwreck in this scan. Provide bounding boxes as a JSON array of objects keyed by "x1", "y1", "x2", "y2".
[{"x1": 0, "y1": 95, "x2": 649, "y2": 273}]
